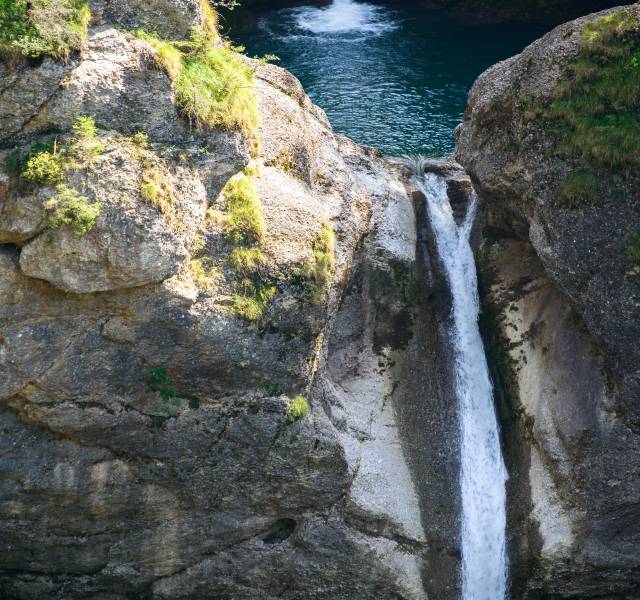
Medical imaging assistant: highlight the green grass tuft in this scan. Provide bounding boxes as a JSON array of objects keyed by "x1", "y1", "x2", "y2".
[
  {"x1": 546, "y1": 10, "x2": 640, "y2": 175},
  {"x1": 175, "y1": 45, "x2": 258, "y2": 141},
  {"x1": 221, "y1": 167, "x2": 275, "y2": 321},
  {"x1": 133, "y1": 29, "x2": 183, "y2": 79},
  {"x1": 223, "y1": 171, "x2": 264, "y2": 245},
  {"x1": 140, "y1": 168, "x2": 173, "y2": 215},
  {"x1": 287, "y1": 395, "x2": 309, "y2": 423},
  {"x1": 229, "y1": 246, "x2": 265, "y2": 274},
  {"x1": 555, "y1": 170, "x2": 599, "y2": 208},
  {"x1": 0, "y1": 0, "x2": 91, "y2": 61},
  {"x1": 232, "y1": 280, "x2": 276, "y2": 321},
  {"x1": 132, "y1": 23, "x2": 259, "y2": 150},
  {"x1": 44, "y1": 184, "x2": 99, "y2": 236},
  {"x1": 189, "y1": 257, "x2": 219, "y2": 291},
  {"x1": 297, "y1": 222, "x2": 336, "y2": 305}
]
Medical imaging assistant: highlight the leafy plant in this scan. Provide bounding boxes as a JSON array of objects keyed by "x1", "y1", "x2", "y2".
[
  {"x1": 148, "y1": 367, "x2": 182, "y2": 417},
  {"x1": 22, "y1": 148, "x2": 64, "y2": 185},
  {"x1": 0, "y1": 0, "x2": 91, "y2": 61},
  {"x1": 44, "y1": 184, "x2": 99, "y2": 236},
  {"x1": 287, "y1": 395, "x2": 309, "y2": 423}
]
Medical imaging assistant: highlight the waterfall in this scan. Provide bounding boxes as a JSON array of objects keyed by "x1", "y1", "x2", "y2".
[
  {"x1": 292, "y1": 0, "x2": 396, "y2": 35},
  {"x1": 417, "y1": 172, "x2": 508, "y2": 600}
]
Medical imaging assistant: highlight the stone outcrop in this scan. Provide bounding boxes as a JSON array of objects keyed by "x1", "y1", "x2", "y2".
[
  {"x1": 456, "y1": 4, "x2": 640, "y2": 597},
  {"x1": 0, "y1": 4, "x2": 440, "y2": 599}
]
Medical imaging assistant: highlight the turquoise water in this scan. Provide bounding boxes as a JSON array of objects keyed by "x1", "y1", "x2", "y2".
[{"x1": 236, "y1": 0, "x2": 546, "y2": 156}]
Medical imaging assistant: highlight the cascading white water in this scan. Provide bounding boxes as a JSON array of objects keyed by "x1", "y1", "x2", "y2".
[
  {"x1": 418, "y1": 172, "x2": 508, "y2": 600},
  {"x1": 292, "y1": 0, "x2": 396, "y2": 35}
]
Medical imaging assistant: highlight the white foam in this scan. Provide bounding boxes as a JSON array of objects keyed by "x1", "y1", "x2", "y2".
[
  {"x1": 293, "y1": 0, "x2": 396, "y2": 35},
  {"x1": 418, "y1": 173, "x2": 508, "y2": 600}
]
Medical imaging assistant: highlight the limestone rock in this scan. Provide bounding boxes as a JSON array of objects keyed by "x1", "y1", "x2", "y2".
[
  {"x1": 19, "y1": 138, "x2": 205, "y2": 293},
  {"x1": 0, "y1": 16, "x2": 428, "y2": 600},
  {"x1": 457, "y1": 5, "x2": 640, "y2": 596},
  {"x1": 90, "y1": 0, "x2": 208, "y2": 40},
  {"x1": 0, "y1": 58, "x2": 73, "y2": 147}
]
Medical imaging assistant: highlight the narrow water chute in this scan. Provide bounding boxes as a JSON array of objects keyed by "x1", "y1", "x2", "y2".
[{"x1": 418, "y1": 172, "x2": 508, "y2": 600}]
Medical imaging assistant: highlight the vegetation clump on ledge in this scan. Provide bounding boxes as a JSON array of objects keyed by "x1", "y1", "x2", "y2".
[
  {"x1": 44, "y1": 184, "x2": 99, "y2": 236},
  {"x1": 548, "y1": 10, "x2": 640, "y2": 175},
  {"x1": 0, "y1": 0, "x2": 91, "y2": 61},
  {"x1": 286, "y1": 395, "x2": 309, "y2": 423},
  {"x1": 626, "y1": 233, "x2": 640, "y2": 265},
  {"x1": 216, "y1": 167, "x2": 275, "y2": 322},
  {"x1": 296, "y1": 222, "x2": 336, "y2": 306},
  {"x1": 133, "y1": 5, "x2": 259, "y2": 152},
  {"x1": 16, "y1": 116, "x2": 102, "y2": 236}
]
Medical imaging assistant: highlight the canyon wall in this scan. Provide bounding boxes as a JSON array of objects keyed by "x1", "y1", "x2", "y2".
[
  {"x1": 457, "y1": 4, "x2": 640, "y2": 597},
  {"x1": 0, "y1": 2, "x2": 442, "y2": 597}
]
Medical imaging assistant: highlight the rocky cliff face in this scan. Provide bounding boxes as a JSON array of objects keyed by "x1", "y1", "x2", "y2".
[
  {"x1": 0, "y1": 2, "x2": 440, "y2": 598},
  {"x1": 457, "y1": 4, "x2": 640, "y2": 597}
]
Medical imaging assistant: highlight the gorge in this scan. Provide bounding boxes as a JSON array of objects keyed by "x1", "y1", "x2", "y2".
[{"x1": 0, "y1": 0, "x2": 639, "y2": 599}]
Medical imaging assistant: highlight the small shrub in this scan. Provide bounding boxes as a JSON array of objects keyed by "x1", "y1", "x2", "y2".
[
  {"x1": 222, "y1": 172, "x2": 264, "y2": 245},
  {"x1": 44, "y1": 184, "x2": 99, "y2": 236},
  {"x1": 0, "y1": 0, "x2": 91, "y2": 61},
  {"x1": 72, "y1": 114, "x2": 97, "y2": 138},
  {"x1": 22, "y1": 149, "x2": 64, "y2": 185},
  {"x1": 626, "y1": 233, "x2": 640, "y2": 265},
  {"x1": 69, "y1": 115, "x2": 103, "y2": 164},
  {"x1": 229, "y1": 246, "x2": 265, "y2": 273},
  {"x1": 264, "y1": 384, "x2": 283, "y2": 397},
  {"x1": 148, "y1": 367, "x2": 181, "y2": 417},
  {"x1": 287, "y1": 395, "x2": 309, "y2": 423},
  {"x1": 129, "y1": 131, "x2": 149, "y2": 148},
  {"x1": 555, "y1": 170, "x2": 599, "y2": 208},
  {"x1": 140, "y1": 168, "x2": 173, "y2": 215},
  {"x1": 297, "y1": 222, "x2": 336, "y2": 305}
]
